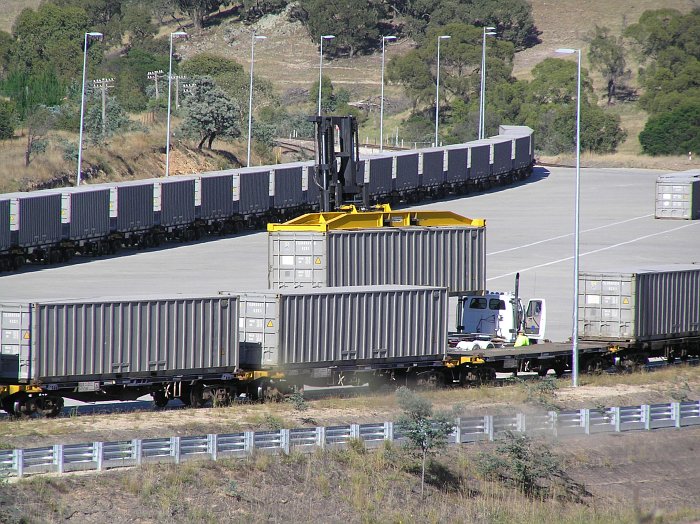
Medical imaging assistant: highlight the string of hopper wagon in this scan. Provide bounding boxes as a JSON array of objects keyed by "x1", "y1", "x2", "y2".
[
  {"x1": 1, "y1": 206, "x2": 698, "y2": 417},
  {"x1": 0, "y1": 126, "x2": 534, "y2": 272}
]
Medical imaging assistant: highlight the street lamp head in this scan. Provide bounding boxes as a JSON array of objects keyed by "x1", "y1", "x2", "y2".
[
  {"x1": 485, "y1": 26, "x2": 496, "y2": 30},
  {"x1": 556, "y1": 48, "x2": 577, "y2": 54},
  {"x1": 485, "y1": 32, "x2": 497, "y2": 36},
  {"x1": 439, "y1": 35, "x2": 451, "y2": 40},
  {"x1": 255, "y1": 35, "x2": 267, "y2": 40},
  {"x1": 321, "y1": 35, "x2": 335, "y2": 40},
  {"x1": 171, "y1": 31, "x2": 188, "y2": 39},
  {"x1": 87, "y1": 32, "x2": 103, "y2": 41},
  {"x1": 383, "y1": 35, "x2": 397, "y2": 41}
]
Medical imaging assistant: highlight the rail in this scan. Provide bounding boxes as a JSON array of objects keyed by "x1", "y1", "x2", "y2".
[{"x1": 1, "y1": 400, "x2": 698, "y2": 479}]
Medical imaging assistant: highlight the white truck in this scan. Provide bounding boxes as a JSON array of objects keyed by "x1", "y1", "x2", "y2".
[{"x1": 450, "y1": 274, "x2": 547, "y2": 350}]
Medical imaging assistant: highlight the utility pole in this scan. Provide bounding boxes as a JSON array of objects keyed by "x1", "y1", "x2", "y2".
[
  {"x1": 90, "y1": 78, "x2": 114, "y2": 137},
  {"x1": 147, "y1": 70, "x2": 164, "y2": 99},
  {"x1": 171, "y1": 75, "x2": 188, "y2": 109}
]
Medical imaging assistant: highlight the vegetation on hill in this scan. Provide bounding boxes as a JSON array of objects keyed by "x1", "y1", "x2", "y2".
[{"x1": 0, "y1": 1, "x2": 697, "y2": 190}]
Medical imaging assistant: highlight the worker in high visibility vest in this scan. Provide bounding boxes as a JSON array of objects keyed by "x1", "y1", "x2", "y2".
[{"x1": 514, "y1": 331, "x2": 530, "y2": 347}]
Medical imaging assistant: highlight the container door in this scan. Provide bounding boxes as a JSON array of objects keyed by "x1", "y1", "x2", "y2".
[{"x1": 523, "y1": 299, "x2": 546, "y2": 340}]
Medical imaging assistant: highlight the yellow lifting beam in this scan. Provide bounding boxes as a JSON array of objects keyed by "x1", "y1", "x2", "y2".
[{"x1": 267, "y1": 204, "x2": 485, "y2": 232}]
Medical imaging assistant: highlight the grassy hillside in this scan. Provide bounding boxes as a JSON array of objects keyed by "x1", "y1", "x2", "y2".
[{"x1": 0, "y1": 0, "x2": 41, "y2": 32}]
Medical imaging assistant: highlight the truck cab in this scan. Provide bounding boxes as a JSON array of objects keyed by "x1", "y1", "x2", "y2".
[{"x1": 458, "y1": 291, "x2": 546, "y2": 344}]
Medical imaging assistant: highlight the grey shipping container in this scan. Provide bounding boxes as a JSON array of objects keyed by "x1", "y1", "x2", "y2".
[
  {"x1": 303, "y1": 163, "x2": 321, "y2": 207},
  {"x1": 0, "y1": 295, "x2": 239, "y2": 384},
  {"x1": 273, "y1": 165, "x2": 304, "y2": 209},
  {"x1": 365, "y1": 155, "x2": 393, "y2": 196},
  {"x1": 419, "y1": 148, "x2": 446, "y2": 187},
  {"x1": 655, "y1": 171, "x2": 700, "y2": 220},
  {"x1": 237, "y1": 285, "x2": 448, "y2": 369},
  {"x1": 0, "y1": 198, "x2": 10, "y2": 251},
  {"x1": 63, "y1": 187, "x2": 111, "y2": 240},
  {"x1": 468, "y1": 141, "x2": 491, "y2": 179},
  {"x1": 114, "y1": 181, "x2": 155, "y2": 232},
  {"x1": 198, "y1": 170, "x2": 238, "y2": 220},
  {"x1": 490, "y1": 138, "x2": 514, "y2": 175},
  {"x1": 498, "y1": 125, "x2": 533, "y2": 169},
  {"x1": 445, "y1": 145, "x2": 468, "y2": 183},
  {"x1": 4, "y1": 192, "x2": 63, "y2": 248},
  {"x1": 237, "y1": 167, "x2": 270, "y2": 215},
  {"x1": 268, "y1": 226, "x2": 485, "y2": 294},
  {"x1": 578, "y1": 265, "x2": 700, "y2": 342},
  {"x1": 392, "y1": 151, "x2": 419, "y2": 192},
  {"x1": 158, "y1": 177, "x2": 196, "y2": 227}
]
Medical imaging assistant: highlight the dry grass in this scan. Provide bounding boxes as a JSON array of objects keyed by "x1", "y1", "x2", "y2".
[
  {"x1": 2, "y1": 433, "x2": 700, "y2": 523},
  {"x1": 0, "y1": 0, "x2": 41, "y2": 32}
]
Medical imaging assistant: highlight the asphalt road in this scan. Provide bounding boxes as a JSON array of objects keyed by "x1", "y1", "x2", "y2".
[{"x1": 0, "y1": 166, "x2": 698, "y2": 343}]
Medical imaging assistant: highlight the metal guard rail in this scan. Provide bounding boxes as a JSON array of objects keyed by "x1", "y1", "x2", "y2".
[{"x1": 0, "y1": 400, "x2": 698, "y2": 479}]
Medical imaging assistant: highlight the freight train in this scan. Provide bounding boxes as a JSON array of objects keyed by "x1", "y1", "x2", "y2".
[
  {"x1": 1, "y1": 206, "x2": 698, "y2": 417},
  {"x1": 0, "y1": 125, "x2": 534, "y2": 271}
]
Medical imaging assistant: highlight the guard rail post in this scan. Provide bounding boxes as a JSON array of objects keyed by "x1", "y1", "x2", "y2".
[
  {"x1": 207, "y1": 434, "x2": 218, "y2": 461},
  {"x1": 132, "y1": 439, "x2": 143, "y2": 465},
  {"x1": 549, "y1": 411, "x2": 558, "y2": 438},
  {"x1": 350, "y1": 424, "x2": 360, "y2": 442},
  {"x1": 383, "y1": 421, "x2": 393, "y2": 442},
  {"x1": 53, "y1": 444, "x2": 64, "y2": 474},
  {"x1": 582, "y1": 409, "x2": 590, "y2": 435},
  {"x1": 171, "y1": 436, "x2": 181, "y2": 464},
  {"x1": 642, "y1": 404, "x2": 651, "y2": 430},
  {"x1": 611, "y1": 407, "x2": 621, "y2": 432},
  {"x1": 672, "y1": 402, "x2": 681, "y2": 428},
  {"x1": 315, "y1": 426, "x2": 326, "y2": 449},
  {"x1": 453, "y1": 418, "x2": 461, "y2": 444},
  {"x1": 484, "y1": 415, "x2": 494, "y2": 441},
  {"x1": 244, "y1": 431, "x2": 255, "y2": 455},
  {"x1": 280, "y1": 429, "x2": 290, "y2": 455},
  {"x1": 94, "y1": 441, "x2": 104, "y2": 471},
  {"x1": 13, "y1": 449, "x2": 23, "y2": 479}
]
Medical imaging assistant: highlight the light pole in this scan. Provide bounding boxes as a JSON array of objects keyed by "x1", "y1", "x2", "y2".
[
  {"x1": 165, "y1": 31, "x2": 188, "y2": 178},
  {"x1": 556, "y1": 47, "x2": 582, "y2": 387},
  {"x1": 380, "y1": 35, "x2": 396, "y2": 151},
  {"x1": 479, "y1": 27, "x2": 496, "y2": 140},
  {"x1": 247, "y1": 32, "x2": 267, "y2": 167},
  {"x1": 434, "y1": 35, "x2": 451, "y2": 147},
  {"x1": 318, "y1": 35, "x2": 335, "y2": 115},
  {"x1": 77, "y1": 31, "x2": 103, "y2": 186}
]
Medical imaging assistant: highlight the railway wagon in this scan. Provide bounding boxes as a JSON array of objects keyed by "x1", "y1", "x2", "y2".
[
  {"x1": 579, "y1": 265, "x2": 700, "y2": 344},
  {"x1": 0, "y1": 295, "x2": 240, "y2": 415},
  {"x1": 267, "y1": 206, "x2": 486, "y2": 294},
  {"x1": 0, "y1": 127, "x2": 535, "y2": 271},
  {"x1": 235, "y1": 285, "x2": 448, "y2": 370}
]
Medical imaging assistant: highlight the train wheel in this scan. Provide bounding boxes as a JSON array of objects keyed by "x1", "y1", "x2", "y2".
[
  {"x1": 152, "y1": 390, "x2": 169, "y2": 408},
  {"x1": 38, "y1": 396, "x2": 64, "y2": 418},
  {"x1": 584, "y1": 357, "x2": 605, "y2": 374},
  {"x1": 1, "y1": 397, "x2": 16, "y2": 416},
  {"x1": 189, "y1": 383, "x2": 207, "y2": 408}
]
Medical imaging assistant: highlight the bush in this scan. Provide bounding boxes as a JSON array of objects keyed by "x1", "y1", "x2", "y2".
[
  {"x1": 475, "y1": 431, "x2": 589, "y2": 501},
  {"x1": 640, "y1": 101, "x2": 700, "y2": 156},
  {"x1": 0, "y1": 100, "x2": 15, "y2": 139}
]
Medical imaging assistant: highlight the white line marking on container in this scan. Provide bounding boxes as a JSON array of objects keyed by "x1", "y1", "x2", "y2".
[{"x1": 486, "y1": 221, "x2": 700, "y2": 282}]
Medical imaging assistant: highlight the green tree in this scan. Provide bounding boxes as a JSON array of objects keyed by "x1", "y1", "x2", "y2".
[
  {"x1": 104, "y1": 47, "x2": 170, "y2": 112},
  {"x1": 24, "y1": 105, "x2": 57, "y2": 166},
  {"x1": 11, "y1": 3, "x2": 91, "y2": 82},
  {"x1": 297, "y1": 0, "x2": 385, "y2": 57},
  {"x1": 639, "y1": 101, "x2": 700, "y2": 156},
  {"x1": 0, "y1": 31, "x2": 14, "y2": 75},
  {"x1": 180, "y1": 53, "x2": 243, "y2": 78},
  {"x1": 0, "y1": 100, "x2": 15, "y2": 140},
  {"x1": 181, "y1": 76, "x2": 241, "y2": 149},
  {"x1": 587, "y1": 26, "x2": 630, "y2": 105},
  {"x1": 52, "y1": 0, "x2": 124, "y2": 45},
  {"x1": 176, "y1": 0, "x2": 230, "y2": 30},
  {"x1": 242, "y1": 0, "x2": 289, "y2": 21},
  {"x1": 84, "y1": 96, "x2": 130, "y2": 143},
  {"x1": 395, "y1": 387, "x2": 455, "y2": 497}
]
